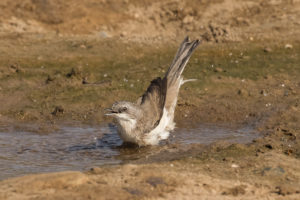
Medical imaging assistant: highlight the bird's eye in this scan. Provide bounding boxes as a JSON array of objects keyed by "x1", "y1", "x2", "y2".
[{"x1": 119, "y1": 107, "x2": 127, "y2": 113}]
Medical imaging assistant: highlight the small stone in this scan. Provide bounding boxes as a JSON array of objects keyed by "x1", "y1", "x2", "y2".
[
  {"x1": 285, "y1": 44, "x2": 293, "y2": 49},
  {"x1": 238, "y1": 89, "x2": 248, "y2": 96},
  {"x1": 284, "y1": 90, "x2": 289, "y2": 96},
  {"x1": 82, "y1": 77, "x2": 89, "y2": 84},
  {"x1": 214, "y1": 67, "x2": 223, "y2": 72},
  {"x1": 52, "y1": 106, "x2": 64, "y2": 116},
  {"x1": 291, "y1": 106, "x2": 298, "y2": 111},
  {"x1": 146, "y1": 177, "x2": 165, "y2": 187},
  {"x1": 66, "y1": 67, "x2": 82, "y2": 78},
  {"x1": 10, "y1": 64, "x2": 23, "y2": 73},
  {"x1": 120, "y1": 31, "x2": 127, "y2": 37},
  {"x1": 260, "y1": 89, "x2": 268, "y2": 96},
  {"x1": 183, "y1": 15, "x2": 194, "y2": 24},
  {"x1": 231, "y1": 164, "x2": 239, "y2": 168},
  {"x1": 46, "y1": 75, "x2": 55, "y2": 84},
  {"x1": 263, "y1": 47, "x2": 272, "y2": 53},
  {"x1": 80, "y1": 44, "x2": 86, "y2": 49},
  {"x1": 265, "y1": 144, "x2": 273, "y2": 149},
  {"x1": 89, "y1": 167, "x2": 103, "y2": 174}
]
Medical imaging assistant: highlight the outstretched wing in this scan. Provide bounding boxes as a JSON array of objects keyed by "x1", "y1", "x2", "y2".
[
  {"x1": 138, "y1": 77, "x2": 167, "y2": 132},
  {"x1": 137, "y1": 37, "x2": 199, "y2": 134}
]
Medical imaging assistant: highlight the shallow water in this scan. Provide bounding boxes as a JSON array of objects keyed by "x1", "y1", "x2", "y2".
[{"x1": 0, "y1": 124, "x2": 259, "y2": 180}]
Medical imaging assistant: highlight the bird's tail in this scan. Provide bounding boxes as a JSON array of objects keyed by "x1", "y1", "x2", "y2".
[
  {"x1": 163, "y1": 37, "x2": 199, "y2": 115},
  {"x1": 165, "y1": 37, "x2": 200, "y2": 87}
]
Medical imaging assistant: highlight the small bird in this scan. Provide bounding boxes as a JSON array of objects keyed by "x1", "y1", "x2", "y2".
[{"x1": 105, "y1": 37, "x2": 200, "y2": 146}]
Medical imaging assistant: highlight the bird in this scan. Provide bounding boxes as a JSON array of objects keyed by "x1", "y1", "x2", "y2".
[{"x1": 105, "y1": 37, "x2": 200, "y2": 146}]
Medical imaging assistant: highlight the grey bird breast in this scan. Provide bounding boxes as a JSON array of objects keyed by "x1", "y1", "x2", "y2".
[{"x1": 105, "y1": 37, "x2": 200, "y2": 146}]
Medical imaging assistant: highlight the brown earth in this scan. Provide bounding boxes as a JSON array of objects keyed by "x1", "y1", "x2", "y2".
[{"x1": 0, "y1": 0, "x2": 300, "y2": 199}]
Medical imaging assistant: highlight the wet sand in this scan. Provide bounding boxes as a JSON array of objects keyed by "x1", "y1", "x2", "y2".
[{"x1": 0, "y1": 0, "x2": 300, "y2": 199}]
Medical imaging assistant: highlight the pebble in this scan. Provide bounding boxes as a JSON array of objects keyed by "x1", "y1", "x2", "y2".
[
  {"x1": 260, "y1": 89, "x2": 268, "y2": 96},
  {"x1": 285, "y1": 44, "x2": 293, "y2": 49},
  {"x1": 99, "y1": 31, "x2": 109, "y2": 38},
  {"x1": 120, "y1": 31, "x2": 127, "y2": 37},
  {"x1": 214, "y1": 67, "x2": 223, "y2": 72},
  {"x1": 231, "y1": 164, "x2": 239, "y2": 168},
  {"x1": 183, "y1": 15, "x2": 194, "y2": 24},
  {"x1": 263, "y1": 47, "x2": 272, "y2": 53},
  {"x1": 238, "y1": 89, "x2": 248, "y2": 96},
  {"x1": 80, "y1": 44, "x2": 86, "y2": 49}
]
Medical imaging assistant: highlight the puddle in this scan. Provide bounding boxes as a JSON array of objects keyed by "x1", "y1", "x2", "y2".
[{"x1": 0, "y1": 124, "x2": 259, "y2": 180}]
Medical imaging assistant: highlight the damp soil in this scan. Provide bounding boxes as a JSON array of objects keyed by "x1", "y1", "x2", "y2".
[
  {"x1": 0, "y1": 38, "x2": 299, "y2": 199},
  {"x1": 0, "y1": 0, "x2": 300, "y2": 199}
]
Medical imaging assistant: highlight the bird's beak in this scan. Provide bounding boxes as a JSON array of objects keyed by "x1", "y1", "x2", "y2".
[{"x1": 104, "y1": 108, "x2": 117, "y2": 116}]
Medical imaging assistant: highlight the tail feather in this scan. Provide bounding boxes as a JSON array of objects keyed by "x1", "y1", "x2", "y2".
[
  {"x1": 165, "y1": 38, "x2": 200, "y2": 86},
  {"x1": 181, "y1": 78, "x2": 197, "y2": 85},
  {"x1": 163, "y1": 37, "x2": 200, "y2": 116}
]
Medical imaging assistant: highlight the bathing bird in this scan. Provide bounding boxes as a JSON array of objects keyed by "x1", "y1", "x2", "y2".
[{"x1": 105, "y1": 37, "x2": 200, "y2": 146}]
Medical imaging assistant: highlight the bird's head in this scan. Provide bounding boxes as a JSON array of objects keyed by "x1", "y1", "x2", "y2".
[{"x1": 105, "y1": 101, "x2": 141, "y2": 122}]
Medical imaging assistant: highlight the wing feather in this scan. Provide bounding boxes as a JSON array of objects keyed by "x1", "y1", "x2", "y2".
[
  {"x1": 137, "y1": 37, "x2": 199, "y2": 134},
  {"x1": 139, "y1": 77, "x2": 167, "y2": 132}
]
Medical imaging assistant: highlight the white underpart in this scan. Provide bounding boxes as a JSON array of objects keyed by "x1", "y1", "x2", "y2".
[
  {"x1": 116, "y1": 113, "x2": 137, "y2": 143},
  {"x1": 144, "y1": 108, "x2": 173, "y2": 145}
]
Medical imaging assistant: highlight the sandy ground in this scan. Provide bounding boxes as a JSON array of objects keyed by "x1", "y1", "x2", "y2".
[{"x1": 0, "y1": 0, "x2": 300, "y2": 199}]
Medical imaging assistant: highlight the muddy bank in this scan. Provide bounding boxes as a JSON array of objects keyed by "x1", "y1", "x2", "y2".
[
  {"x1": 0, "y1": 37, "x2": 300, "y2": 200},
  {"x1": 1, "y1": 150, "x2": 300, "y2": 199},
  {"x1": 0, "y1": 35, "x2": 299, "y2": 200},
  {"x1": 0, "y1": 0, "x2": 300, "y2": 199}
]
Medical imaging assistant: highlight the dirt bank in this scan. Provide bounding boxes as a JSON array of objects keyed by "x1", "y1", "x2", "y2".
[{"x1": 0, "y1": 0, "x2": 300, "y2": 199}]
